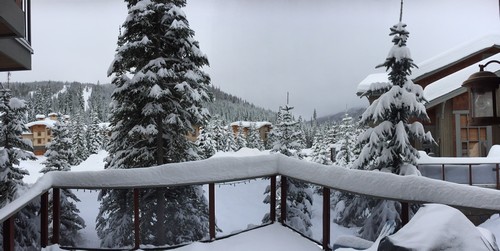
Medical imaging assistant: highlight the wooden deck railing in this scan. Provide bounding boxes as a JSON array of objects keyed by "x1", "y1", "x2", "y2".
[
  {"x1": 417, "y1": 152, "x2": 500, "y2": 189},
  {"x1": 2, "y1": 154, "x2": 500, "y2": 250}
]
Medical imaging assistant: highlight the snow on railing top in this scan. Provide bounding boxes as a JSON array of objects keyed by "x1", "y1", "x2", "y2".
[
  {"x1": 418, "y1": 146, "x2": 500, "y2": 165},
  {"x1": 2, "y1": 154, "x2": 500, "y2": 223}
]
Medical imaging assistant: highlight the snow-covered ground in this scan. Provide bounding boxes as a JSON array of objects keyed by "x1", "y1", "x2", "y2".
[{"x1": 20, "y1": 149, "x2": 500, "y2": 250}]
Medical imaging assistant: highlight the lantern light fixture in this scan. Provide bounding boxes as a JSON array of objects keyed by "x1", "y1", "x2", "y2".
[{"x1": 462, "y1": 60, "x2": 500, "y2": 126}]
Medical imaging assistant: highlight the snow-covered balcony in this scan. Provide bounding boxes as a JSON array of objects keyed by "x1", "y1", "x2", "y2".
[{"x1": 3, "y1": 154, "x2": 500, "y2": 250}]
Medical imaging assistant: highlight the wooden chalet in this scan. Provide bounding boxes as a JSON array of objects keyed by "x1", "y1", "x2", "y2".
[{"x1": 358, "y1": 34, "x2": 500, "y2": 157}]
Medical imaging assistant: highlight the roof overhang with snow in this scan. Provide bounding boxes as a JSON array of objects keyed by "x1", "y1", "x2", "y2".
[{"x1": 357, "y1": 34, "x2": 500, "y2": 106}]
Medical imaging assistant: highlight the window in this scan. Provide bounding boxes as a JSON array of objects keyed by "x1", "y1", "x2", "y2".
[
  {"x1": 37, "y1": 131, "x2": 41, "y2": 137},
  {"x1": 456, "y1": 113, "x2": 491, "y2": 157},
  {"x1": 37, "y1": 139, "x2": 42, "y2": 144}
]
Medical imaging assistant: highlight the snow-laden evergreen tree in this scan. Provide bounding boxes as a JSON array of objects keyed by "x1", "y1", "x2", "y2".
[
  {"x1": 196, "y1": 124, "x2": 217, "y2": 159},
  {"x1": 41, "y1": 118, "x2": 85, "y2": 246},
  {"x1": 263, "y1": 104, "x2": 313, "y2": 236},
  {"x1": 270, "y1": 105, "x2": 304, "y2": 158},
  {"x1": 86, "y1": 111, "x2": 103, "y2": 154},
  {"x1": 246, "y1": 123, "x2": 264, "y2": 150},
  {"x1": 69, "y1": 113, "x2": 88, "y2": 165},
  {"x1": 333, "y1": 113, "x2": 362, "y2": 167},
  {"x1": 354, "y1": 21, "x2": 434, "y2": 241},
  {"x1": 224, "y1": 124, "x2": 238, "y2": 152},
  {"x1": 329, "y1": 114, "x2": 368, "y2": 228},
  {"x1": 0, "y1": 88, "x2": 39, "y2": 250},
  {"x1": 235, "y1": 122, "x2": 247, "y2": 150},
  {"x1": 98, "y1": 0, "x2": 212, "y2": 247},
  {"x1": 209, "y1": 115, "x2": 227, "y2": 152},
  {"x1": 310, "y1": 126, "x2": 333, "y2": 166}
]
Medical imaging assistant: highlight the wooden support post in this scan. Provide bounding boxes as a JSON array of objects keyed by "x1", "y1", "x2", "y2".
[
  {"x1": 441, "y1": 164, "x2": 445, "y2": 181},
  {"x1": 280, "y1": 176, "x2": 287, "y2": 224},
  {"x1": 496, "y1": 164, "x2": 499, "y2": 190},
  {"x1": 209, "y1": 183, "x2": 216, "y2": 240},
  {"x1": 133, "y1": 188, "x2": 140, "y2": 250},
  {"x1": 401, "y1": 202, "x2": 409, "y2": 226},
  {"x1": 270, "y1": 176, "x2": 276, "y2": 223},
  {"x1": 41, "y1": 192, "x2": 49, "y2": 247},
  {"x1": 469, "y1": 164, "x2": 473, "y2": 186},
  {"x1": 52, "y1": 188, "x2": 60, "y2": 244},
  {"x1": 2, "y1": 216, "x2": 15, "y2": 251},
  {"x1": 322, "y1": 187, "x2": 331, "y2": 251}
]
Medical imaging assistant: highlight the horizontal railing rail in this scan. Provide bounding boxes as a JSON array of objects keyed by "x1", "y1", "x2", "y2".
[
  {"x1": 417, "y1": 151, "x2": 500, "y2": 189},
  {"x1": 2, "y1": 154, "x2": 500, "y2": 250}
]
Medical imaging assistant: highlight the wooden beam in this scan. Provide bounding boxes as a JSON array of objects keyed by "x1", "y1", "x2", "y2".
[
  {"x1": 41, "y1": 192, "x2": 49, "y2": 247},
  {"x1": 280, "y1": 176, "x2": 287, "y2": 224},
  {"x1": 209, "y1": 183, "x2": 216, "y2": 240},
  {"x1": 322, "y1": 187, "x2": 331, "y2": 251},
  {"x1": 52, "y1": 188, "x2": 60, "y2": 244},
  {"x1": 401, "y1": 202, "x2": 409, "y2": 226},
  {"x1": 2, "y1": 215, "x2": 15, "y2": 251},
  {"x1": 270, "y1": 176, "x2": 276, "y2": 223},
  {"x1": 133, "y1": 188, "x2": 140, "y2": 249}
]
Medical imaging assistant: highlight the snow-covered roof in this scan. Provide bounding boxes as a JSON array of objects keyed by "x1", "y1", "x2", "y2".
[
  {"x1": 413, "y1": 33, "x2": 500, "y2": 82},
  {"x1": 357, "y1": 34, "x2": 500, "y2": 102},
  {"x1": 230, "y1": 121, "x2": 272, "y2": 129},
  {"x1": 4, "y1": 154, "x2": 500, "y2": 223},
  {"x1": 35, "y1": 114, "x2": 46, "y2": 119},
  {"x1": 25, "y1": 118, "x2": 57, "y2": 128},
  {"x1": 423, "y1": 53, "x2": 500, "y2": 108}
]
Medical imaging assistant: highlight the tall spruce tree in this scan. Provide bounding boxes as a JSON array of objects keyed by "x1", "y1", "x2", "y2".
[
  {"x1": 41, "y1": 118, "x2": 85, "y2": 246},
  {"x1": 98, "y1": 0, "x2": 212, "y2": 247},
  {"x1": 354, "y1": 21, "x2": 434, "y2": 241},
  {"x1": 246, "y1": 123, "x2": 264, "y2": 150},
  {"x1": 0, "y1": 88, "x2": 39, "y2": 249},
  {"x1": 263, "y1": 105, "x2": 313, "y2": 237},
  {"x1": 86, "y1": 111, "x2": 103, "y2": 154},
  {"x1": 70, "y1": 113, "x2": 88, "y2": 165}
]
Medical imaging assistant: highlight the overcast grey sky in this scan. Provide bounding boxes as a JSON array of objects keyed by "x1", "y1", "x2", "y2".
[{"x1": 10, "y1": 0, "x2": 500, "y2": 119}]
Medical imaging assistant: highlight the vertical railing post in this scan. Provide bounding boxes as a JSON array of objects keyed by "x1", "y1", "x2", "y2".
[
  {"x1": 133, "y1": 188, "x2": 140, "y2": 250},
  {"x1": 2, "y1": 215, "x2": 15, "y2": 251},
  {"x1": 52, "y1": 188, "x2": 60, "y2": 244},
  {"x1": 441, "y1": 164, "x2": 445, "y2": 181},
  {"x1": 496, "y1": 164, "x2": 499, "y2": 190},
  {"x1": 468, "y1": 164, "x2": 472, "y2": 185},
  {"x1": 401, "y1": 202, "x2": 409, "y2": 226},
  {"x1": 322, "y1": 187, "x2": 331, "y2": 251},
  {"x1": 41, "y1": 192, "x2": 49, "y2": 247},
  {"x1": 209, "y1": 183, "x2": 216, "y2": 240},
  {"x1": 270, "y1": 176, "x2": 276, "y2": 223},
  {"x1": 280, "y1": 176, "x2": 287, "y2": 224}
]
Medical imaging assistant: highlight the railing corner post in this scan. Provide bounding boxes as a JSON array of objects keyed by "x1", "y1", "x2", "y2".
[
  {"x1": 270, "y1": 176, "x2": 276, "y2": 223},
  {"x1": 280, "y1": 176, "x2": 287, "y2": 224}
]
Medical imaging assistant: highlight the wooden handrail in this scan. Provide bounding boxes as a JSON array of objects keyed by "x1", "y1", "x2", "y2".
[{"x1": 3, "y1": 154, "x2": 500, "y2": 250}]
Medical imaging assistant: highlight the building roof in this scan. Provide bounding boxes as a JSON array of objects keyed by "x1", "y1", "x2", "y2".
[
  {"x1": 357, "y1": 33, "x2": 500, "y2": 106},
  {"x1": 230, "y1": 121, "x2": 272, "y2": 129},
  {"x1": 26, "y1": 118, "x2": 57, "y2": 128}
]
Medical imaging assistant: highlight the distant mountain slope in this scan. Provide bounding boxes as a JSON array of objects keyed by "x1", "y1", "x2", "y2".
[
  {"x1": 8, "y1": 81, "x2": 277, "y2": 124},
  {"x1": 205, "y1": 86, "x2": 277, "y2": 123},
  {"x1": 315, "y1": 107, "x2": 366, "y2": 124}
]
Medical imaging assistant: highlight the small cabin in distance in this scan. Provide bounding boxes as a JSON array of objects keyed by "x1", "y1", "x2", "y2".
[
  {"x1": 23, "y1": 113, "x2": 69, "y2": 155},
  {"x1": 230, "y1": 121, "x2": 272, "y2": 143}
]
